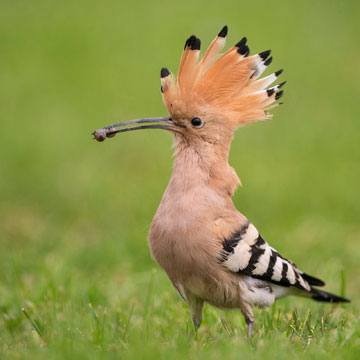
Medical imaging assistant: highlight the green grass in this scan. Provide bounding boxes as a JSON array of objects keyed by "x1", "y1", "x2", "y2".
[{"x1": 0, "y1": 0, "x2": 359, "y2": 359}]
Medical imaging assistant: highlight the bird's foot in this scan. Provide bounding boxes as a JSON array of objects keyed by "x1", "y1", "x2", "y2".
[
  {"x1": 246, "y1": 317, "x2": 254, "y2": 339},
  {"x1": 188, "y1": 324, "x2": 199, "y2": 340}
]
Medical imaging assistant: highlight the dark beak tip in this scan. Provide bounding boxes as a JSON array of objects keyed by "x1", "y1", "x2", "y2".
[{"x1": 92, "y1": 116, "x2": 176, "y2": 140}]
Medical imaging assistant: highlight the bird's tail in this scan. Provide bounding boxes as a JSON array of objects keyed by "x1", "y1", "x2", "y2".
[
  {"x1": 296, "y1": 272, "x2": 350, "y2": 303},
  {"x1": 310, "y1": 287, "x2": 350, "y2": 303}
]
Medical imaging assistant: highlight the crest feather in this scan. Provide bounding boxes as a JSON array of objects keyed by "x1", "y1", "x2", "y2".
[
  {"x1": 160, "y1": 27, "x2": 285, "y2": 125},
  {"x1": 196, "y1": 26, "x2": 227, "y2": 76},
  {"x1": 177, "y1": 35, "x2": 201, "y2": 89}
]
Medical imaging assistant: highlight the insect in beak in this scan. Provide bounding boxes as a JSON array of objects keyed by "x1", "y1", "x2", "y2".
[{"x1": 92, "y1": 117, "x2": 183, "y2": 142}]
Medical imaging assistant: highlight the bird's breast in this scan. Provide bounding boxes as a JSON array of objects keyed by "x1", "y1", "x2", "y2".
[{"x1": 148, "y1": 186, "x2": 226, "y2": 283}]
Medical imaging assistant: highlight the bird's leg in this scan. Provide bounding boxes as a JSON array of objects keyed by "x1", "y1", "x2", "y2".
[
  {"x1": 245, "y1": 317, "x2": 255, "y2": 339},
  {"x1": 241, "y1": 305, "x2": 255, "y2": 339},
  {"x1": 184, "y1": 290, "x2": 204, "y2": 339},
  {"x1": 190, "y1": 299, "x2": 204, "y2": 339}
]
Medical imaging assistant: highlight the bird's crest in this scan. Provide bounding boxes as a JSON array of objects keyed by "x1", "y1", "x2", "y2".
[{"x1": 160, "y1": 26, "x2": 285, "y2": 128}]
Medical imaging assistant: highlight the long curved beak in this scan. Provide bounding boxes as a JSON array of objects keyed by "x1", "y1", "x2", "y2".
[{"x1": 92, "y1": 117, "x2": 181, "y2": 142}]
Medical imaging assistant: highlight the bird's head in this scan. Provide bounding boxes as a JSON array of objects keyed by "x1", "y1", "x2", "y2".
[{"x1": 93, "y1": 26, "x2": 284, "y2": 151}]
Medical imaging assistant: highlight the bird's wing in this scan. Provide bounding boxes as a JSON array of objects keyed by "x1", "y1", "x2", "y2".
[{"x1": 219, "y1": 221, "x2": 325, "y2": 292}]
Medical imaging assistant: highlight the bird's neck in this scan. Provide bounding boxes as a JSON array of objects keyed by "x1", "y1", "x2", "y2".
[{"x1": 169, "y1": 136, "x2": 241, "y2": 198}]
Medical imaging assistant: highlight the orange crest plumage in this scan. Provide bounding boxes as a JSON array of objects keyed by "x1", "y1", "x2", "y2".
[{"x1": 160, "y1": 26, "x2": 285, "y2": 127}]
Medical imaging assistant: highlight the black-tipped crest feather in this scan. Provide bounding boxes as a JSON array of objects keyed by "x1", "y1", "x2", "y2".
[
  {"x1": 235, "y1": 37, "x2": 247, "y2": 48},
  {"x1": 161, "y1": 67, "x2": 170, "y2": 78},
  {"x1": 275, "y1": 90, "x2": 283, "y2": 100},
  {"x1": 218, "y1": 25, "x2": 228, "y2": 38},
  {"x1": 264, "y1": 56, "x2": 273, "y2": 66},
  {"x1": 184, "y1": 35, "x2": 196, "y2": 49},
  {"x1": 267, "y1": 88, "x2": 275, "y2": 97},
  {"x1": 191, "y1": 37, "x2": 201, "y2": 50},
  {"x1": 259, "y1": 50, "x2": 271, "y2": 60},
  {"x1": 264, "y1": 56, "x2": 272, "y2": 66},
  {"x1": 237, "y1": 45, "x2": 250, "y2": 56}
]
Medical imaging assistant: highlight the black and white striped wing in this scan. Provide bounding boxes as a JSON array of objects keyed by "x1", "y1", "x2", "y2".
[{"x1": 220, "y1": 222, "x2": 325, "y2": 292}]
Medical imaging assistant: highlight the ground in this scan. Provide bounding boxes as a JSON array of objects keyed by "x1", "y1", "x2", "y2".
[{"x1": 0, "y1": 0, "x2": 359, "y2": 359}]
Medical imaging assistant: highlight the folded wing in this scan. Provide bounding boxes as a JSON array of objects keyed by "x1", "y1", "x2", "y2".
[{"x1": 220, "y1": 222, "x2": 325, "y2": 292}]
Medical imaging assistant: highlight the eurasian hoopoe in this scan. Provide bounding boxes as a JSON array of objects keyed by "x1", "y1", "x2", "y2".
[{"x1": 93, "y1": 26, "x2": 350, "y2": 337}]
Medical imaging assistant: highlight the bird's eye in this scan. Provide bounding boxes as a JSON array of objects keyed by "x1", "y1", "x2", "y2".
[{"x1": 190, "y1": 117, "x2": 203, "y2": 128}]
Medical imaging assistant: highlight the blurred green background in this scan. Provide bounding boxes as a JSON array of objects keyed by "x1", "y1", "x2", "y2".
[{"x1": 0, "y1": 0, "x2": 359, "y2": 359}]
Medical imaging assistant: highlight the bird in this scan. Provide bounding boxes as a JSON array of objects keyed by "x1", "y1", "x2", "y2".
[{"x1": 93, "y1": 25, "x2": 350, "y2": 337}]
